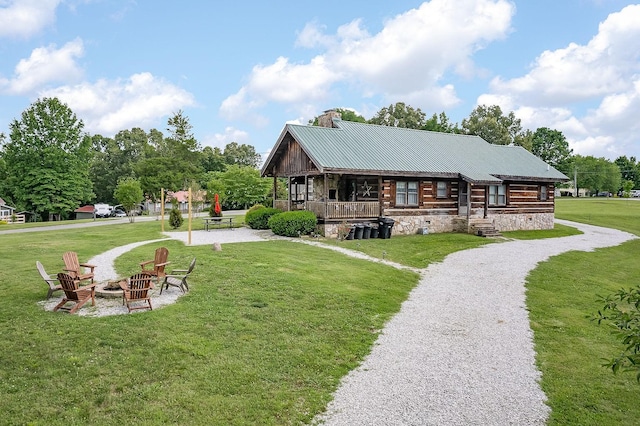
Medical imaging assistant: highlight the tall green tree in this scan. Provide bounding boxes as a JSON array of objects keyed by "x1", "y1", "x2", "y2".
[
  {"x1": 2, "y1": 97, "x2": 93, "y2": 220},
  {"x1": 208, "y1": 165, "x2": 271, "y2": 209},
  {"x1": 461, "y1": 104, "x2": 525, "y2": 147},
  {"x1": 113, "y1": 177, "x2": 143, "y2": 223},
  {"x1": 135, "y1": 112, "x2": 204, "y2": 200},
  {"x1": 573, "y1": 155, "x2": 621, "y2": 195},
  {"x1": 422, "y1": 112, "x2": 459, "y2": 133},
  {"x1": 368, "y1": 102, "x2": 427, "y2": 129},
  {"x1": 201, "y1": 146, "x2": 226, "y2": 173},
  {"x1": 614, "y1": 156, "x2": 639, "y2": 189},
  {"x1": 223, "y1": 142, "x2": 261, "y2": 168},
  {"x1": 89, "y1": 128, "x2": 153, "y2": 203},
  {"x1": 532, "y1": 127, "x2": 573, "y2": 174}
]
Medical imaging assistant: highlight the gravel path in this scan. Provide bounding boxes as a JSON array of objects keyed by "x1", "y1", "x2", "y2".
[{"x1": 313, "y1": 219, "x2": 637, "y2": 425}]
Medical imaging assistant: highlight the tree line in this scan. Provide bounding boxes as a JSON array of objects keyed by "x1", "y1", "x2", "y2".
[{"x1": 1, "y1": 98, "x2": 639, "y2": 221}]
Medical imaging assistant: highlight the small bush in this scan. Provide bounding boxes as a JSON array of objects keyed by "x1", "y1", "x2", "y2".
[
  {"x1": 246, "y1": 204, "x2": 265, "y2": 215},
  {"x1": 0, "y1": 220, "x2": 7, "y2": 226},
  {"x1": 246, "y1": 207, "x2": 281, "y2": 229},
  {"x1": 169, "y1": 207, "x2": 184, "y2": 229},
  {"x1": 268, "y1": 211, "x2": 317, "y2": 237}
]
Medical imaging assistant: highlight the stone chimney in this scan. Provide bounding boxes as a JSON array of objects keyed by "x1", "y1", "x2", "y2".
[{"x1": 317, "y1": 109, "x2": 341, "y2": 128}]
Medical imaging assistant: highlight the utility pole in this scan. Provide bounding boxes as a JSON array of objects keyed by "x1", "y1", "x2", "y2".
[{"x1": 574, "y1": 167, "x2": 578, "y2": 197}]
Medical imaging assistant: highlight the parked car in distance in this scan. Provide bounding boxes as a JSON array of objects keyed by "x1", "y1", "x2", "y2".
[
  {"x1": 112, "y1": 208, "x2": 127, "y2": 217},
  {"x1": 94, "y1": 203, "x2": 113, "y2": 218}
]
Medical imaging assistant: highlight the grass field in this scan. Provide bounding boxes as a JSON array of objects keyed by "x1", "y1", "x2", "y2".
[
  {"x1": 1, "y1": 199, "x2": 638, "y2": 424},
  {"x1": 0, "y1": 218, "x2": 488, "y2": 425},
  {"x1": 530, "y1": 198, "x2": 640, "y2": 425}
]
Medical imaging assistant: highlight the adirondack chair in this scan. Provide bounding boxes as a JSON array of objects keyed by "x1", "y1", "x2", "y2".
[
  {"x1": 62, "y1": 251, "x2": 96, "y2": 284},
  {"x1": 53, "y1": 273, "x2": 97, "y2": 314},
  {"x1": 119, "y1": 272, "x2": 154, "y2": 312},
  {"x1": 36, "y1": 261, "x2": 62, "y2": 299},
  {"x1": 140, "y1": 247, "x2": 170, "y2": 282},
  {"x1": 161, "y1": 258, "x2": 196, "y2": 294}
]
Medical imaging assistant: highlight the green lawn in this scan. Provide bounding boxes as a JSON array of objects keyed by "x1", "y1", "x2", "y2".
[
  {"x1": 2, "y1": 200, "x2": 639, "y2": 425},
  {"x1": 528, "y1": 198, "x2": 640, "y2": 425},
  {"x1": 0, "y1": 221, "x2": 423, "y2": 425}
]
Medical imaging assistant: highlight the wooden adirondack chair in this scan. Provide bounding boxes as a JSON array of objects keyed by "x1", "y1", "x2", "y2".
[
  {"x1": 140, "y1": 247, "x2": 169, "y2": 282},
  {"x1": 36, "y1": 261, "x2": 62, "y2": 299},
  {"x1": 161, "y1": 258, "x2": 196, "y2": 294},
  {"x1": 119, "y1": 272, "x2": 154, "y2": 312},
  {"x1": 53, "y1": 273, "x2": 97, "y2": 314},
  {"x1": 62, "y1": 251, "x2": 96, "y2": 284}
]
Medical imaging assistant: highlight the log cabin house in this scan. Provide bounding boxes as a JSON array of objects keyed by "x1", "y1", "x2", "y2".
[{"x1": 261, "y1": 110, "x2": 569, "y2": 237}]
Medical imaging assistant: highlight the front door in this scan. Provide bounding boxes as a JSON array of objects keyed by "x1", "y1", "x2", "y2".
[{"x1": 458, "y1": 182, "x2": 468, "y2": 215}]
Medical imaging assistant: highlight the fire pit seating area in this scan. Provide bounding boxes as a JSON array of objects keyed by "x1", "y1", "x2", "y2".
[{"x1": 38, "y1": 246, "x2": 187, "y2": 315}]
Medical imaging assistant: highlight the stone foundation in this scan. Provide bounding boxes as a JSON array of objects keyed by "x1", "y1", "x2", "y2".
[
  {"x1": 319, "y1": 212, "x2": 555, "y2": 238},
  {"x1": 489, "y1": 212, "x2": 555, "y2": 231}
]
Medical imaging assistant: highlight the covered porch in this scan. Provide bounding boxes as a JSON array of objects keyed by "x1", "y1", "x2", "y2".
[{"x1": 274, "y1": 174, "x2": 381, "y2": 220}]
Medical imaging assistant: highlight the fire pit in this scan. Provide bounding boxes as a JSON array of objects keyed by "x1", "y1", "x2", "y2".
[{"x1": 95, "y1": 280, "x2": 126, "y2": 298}]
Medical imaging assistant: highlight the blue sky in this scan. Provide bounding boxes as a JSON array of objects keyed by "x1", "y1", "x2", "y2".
[{"x1": 1, "y1": 0, "x2": 639, "y2": 162}]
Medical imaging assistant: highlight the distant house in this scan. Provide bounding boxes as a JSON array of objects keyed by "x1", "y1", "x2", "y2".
[
  {"x1": 0, "y1": 197, "x2": 15, "y2": 221},
  {"x1": 74, "y1": 205, "x2": 96, "y2": 220},
  {"x1": 261, "y1": 110, "x2": 569, "y2": 237}
]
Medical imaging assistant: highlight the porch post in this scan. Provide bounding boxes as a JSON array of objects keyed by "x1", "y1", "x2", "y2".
[
  {"x1": 272, "y1": 173, "x2": 277, "y2": 208},
  {"x1": 324, "y1": 174, "x2": 329, "y2": 218},
  {"x1": 304, "y1": 175, "x2": 308, "y2": 210}
]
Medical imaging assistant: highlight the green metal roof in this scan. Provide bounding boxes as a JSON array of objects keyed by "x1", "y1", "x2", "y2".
[{"x1": 263, "y1": 119, "x2": 569, "y2": 183}]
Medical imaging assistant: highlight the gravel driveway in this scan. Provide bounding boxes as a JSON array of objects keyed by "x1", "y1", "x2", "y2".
[{"x1": 313, "y1": 219, "x2": 636, "y2": 425}]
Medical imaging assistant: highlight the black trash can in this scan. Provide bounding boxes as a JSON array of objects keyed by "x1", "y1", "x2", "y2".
[
  {"x1": 378, "y1": 217, "x2": 395, "y2": 239},
  {"x1": 346, "y1": 225, "x2": 355, "y2": 240},
  {"x1": 362, "y1": 223, "x2": 371, "y2": 239},
  {"x1": 354, "y1": 223, "x2": 364, "y2": 240},
  {"x1": 370, "y1": 225, "x2": 379, "y2": 239}
]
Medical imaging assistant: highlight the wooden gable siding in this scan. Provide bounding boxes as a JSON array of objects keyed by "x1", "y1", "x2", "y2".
[{"x1": 274, "y1": 136, "x2": 319, "y2": 176}]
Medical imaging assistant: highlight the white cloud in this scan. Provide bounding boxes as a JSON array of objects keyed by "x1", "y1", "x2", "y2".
[
  {"x1": 221, "y1": 0, "x2": 514, "y2": 124},
  {"x1": 478, "y1": 4, "x2": 640, "y2": 160},
  {"x1": 0, "y1": 0, "x2": 61, "y2": 38},
  {"x1": 0, "y1": 38, "x2": 85, "y2": 94},
  {"x1": 201, "y1": 126, "x2": 250, "y2": 149},
  {"x1": 40, "y1": 72, "x2": 196, "y2": 135}
]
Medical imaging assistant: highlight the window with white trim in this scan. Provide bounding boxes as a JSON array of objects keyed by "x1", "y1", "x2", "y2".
[
  {"x1": 436, "y1": 181, "x2": 447, "y2": 198},
  {"x1": 396, "y1": 181, "x2": 418, "y2": 206},
  {"x1": 488, "y1": 184, "x2": 506, "y2": 206}
]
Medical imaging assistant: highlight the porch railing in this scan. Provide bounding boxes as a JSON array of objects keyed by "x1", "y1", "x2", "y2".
[{"x1": 275, "y1": 200, "x2": 380, "y2": 219}]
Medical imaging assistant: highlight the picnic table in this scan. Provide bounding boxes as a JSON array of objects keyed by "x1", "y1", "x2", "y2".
[{"x1": 204, "y1": 217, "x2": 233, "y2": 231}]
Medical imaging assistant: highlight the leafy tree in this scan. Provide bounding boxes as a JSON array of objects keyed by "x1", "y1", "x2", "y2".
[
  {"x1": 165, "y1": 110, "x2": 201, "y2": 163},
  {"x1": 201, "y1": 146, "x2": 226, "y2": 172},
  {"x1": 615, "y1": 156, "x2": 639, "y2": 189},
  {"x1": 573, "y1": 155, "x2": 621, "y2": 195},
  {"x1": 208, "y1": 165, "x2": 271, "y2": 209},
  {"x1": 2, "y1": 97, "x2": 93, "y2": 220},
  {"x1": 89, "y1": 129, "x2": 150, "y2": 203},
  {"x1": 622, "y1": 180, "x2": 634, "y2": 198},
  {"x1": 223, "y1": 142, "x2": 261, "y2": 168},
  {"x1": 461, "y1": 104, "x2": 525, "y2": 146},
  {"x1": 368, "y1": 102, "x2": 426, "y2": 129},
  {"x1": 134, "y1": 112, "x2": 205, "y2": 201},
  {"x1": 422, "y1": 112, "x2": 460, "y2": 133},
  {"x1": 594, "y1": 285, "x2": 640, "y2": 381},
  {"x1": 532, "y1": 127, "x2": 573, "y2": 173},
  {"x1": 113, "y1": 177, "x2": 143, "y2": 223}
]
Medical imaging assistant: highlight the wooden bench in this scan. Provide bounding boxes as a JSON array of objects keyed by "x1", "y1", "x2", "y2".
[{"x1": 204, "y1": 217, "x2": 233, "y2": 231}]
